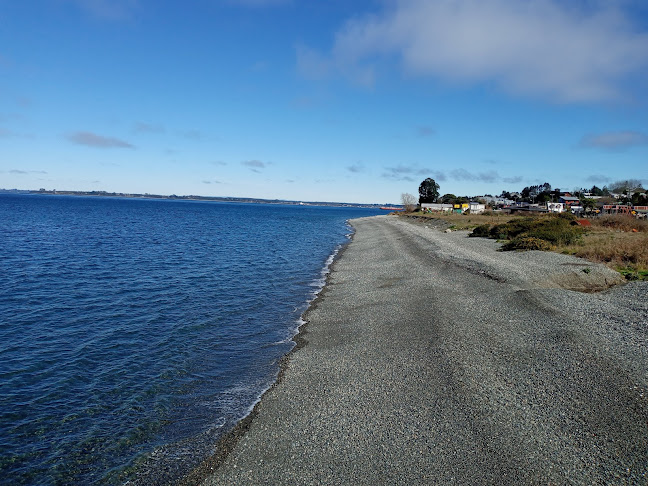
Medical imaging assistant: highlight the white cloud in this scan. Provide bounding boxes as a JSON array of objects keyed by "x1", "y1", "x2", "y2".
[{"x1": 300, "y1": 0, "x2": 648, "y2": 102}]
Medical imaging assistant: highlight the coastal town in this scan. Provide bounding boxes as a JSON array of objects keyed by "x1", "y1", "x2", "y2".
[{"x1": 412, "y1": 179, "x2": 648, "y2": 219}]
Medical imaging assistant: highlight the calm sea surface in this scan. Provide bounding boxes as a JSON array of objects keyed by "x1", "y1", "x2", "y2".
[{"x1": 0, "y1": 194, "x2": 381, "y2": 484}]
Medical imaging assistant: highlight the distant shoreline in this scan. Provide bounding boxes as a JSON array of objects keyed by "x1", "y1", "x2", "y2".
[{"x1": 0, "y1": 189, "x2": 393, "y2": 210}]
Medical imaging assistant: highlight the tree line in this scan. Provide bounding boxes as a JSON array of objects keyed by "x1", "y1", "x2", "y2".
[{"x1": 401, "y1": 177, "x2": 646, "y2": 210}]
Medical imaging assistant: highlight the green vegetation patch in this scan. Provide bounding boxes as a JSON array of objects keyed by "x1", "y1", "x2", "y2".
[
  {"x1": 501, "y1": 236, "x2": 555, "y2": 251},
  {"x1": 470, "y1": 214, "x2": 586, "y2": 251},
  {"x1": 618, "y1": 267, "x2": 648, "y2": 281}
]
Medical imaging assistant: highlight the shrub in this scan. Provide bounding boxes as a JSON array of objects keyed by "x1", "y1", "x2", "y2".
[
  {"x1": 490, "y1": 218, "x2": 539, "y2": 239},
  {"x1": 501, "y1": 236, "x2": 554, "y2": 251},
  {"x1": 469, "y1": 224, "x2": 491, "y2": 237},
  {"x1": 529, "y1": 219, "x2": 584, "y2": 246},
  {"x1": 472, "y1": 214, "x2": 586, "y2": 250}
]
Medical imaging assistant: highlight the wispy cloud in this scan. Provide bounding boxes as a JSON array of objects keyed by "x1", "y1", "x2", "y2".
[
  {"x1": 290, "y1": 96, "x2": 320, "y2": 109},
  {"x1": 242, "y1": 159, "x2": 266, "y2": 168},
  {"x1": 209, "y1": 160, "x2": 227, "y2": 166},
  {"x1": 69, "y1": 0, "x2": 139, "y2": 20},
  {"x1": 202, "y1": 179, "x2": 223, "y2": 184},
  {"x1": 585, "y1": 174, "x2": 610, "y2": 184},
  {"x1": 134, "y1": 122, "x2": 165, "y2": 134},
  {"x1": 296, "y1": 44, "x2": 374, "y2": 87},
  {"x1": 8, "y1": 169, "x2": 47, "y2": 175},
  {"x1": 382, "y1": 166, "x2": 521, "y2": 185},
  {"x1": 347, "y1": 162, "x2": 367, "y2": 173},
  {"x1": 178, "y1": 129, "x2": 205, "y2": 141},
  {"x1": 417, "y1": 126, "x2": 435, "y2": 137},
  {"x1": 16, "y1": 96, "x2": 31, "y2": 108},
  {"x1": 579, "y1": 130, "x2": 648, "y2": 150},
  {"x1": 382, "y1": 165, "x2": 446, "y2": 182},
  {"x1": 0, "y1": 126, "x2": 33, "y2": 139},
  {"x1": 67, "y1": 131, "x2": 135, "y2": 148},
  {"x1": 241, "y1": 160, "x2": 267, "y2": 173},
  {"x1": 503, "y1": 175, "x2": 523, "y2": 184},
  {"x1": 299, "y1": 0, "x2": 648, "y2": 102},
  {"x1": 225, "y1": 0, "x2": 291, "y2": 7},
  {"x1": 250, "y1": 60, "x2": 269, "y2": 72},
  {"x1": 450, "y1": 169, "x2": 499, "y2": 183}
]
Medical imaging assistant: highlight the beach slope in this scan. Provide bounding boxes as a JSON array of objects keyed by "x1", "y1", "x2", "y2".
[{"x1": 203, "y1": 215, "x2": 647, "y2": 485}]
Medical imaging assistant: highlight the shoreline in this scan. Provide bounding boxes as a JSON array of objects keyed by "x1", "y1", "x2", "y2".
[
  {"x1": 177, "y1": 224, "x2": 357, "y2": 485},
  {"x1": 193, "y1": 215, "x2": 647, "y2": 484}
]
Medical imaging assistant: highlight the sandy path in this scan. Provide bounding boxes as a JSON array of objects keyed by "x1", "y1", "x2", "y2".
[{"x1": 200, "y1": 215, "x2": 648, "y2": 485}]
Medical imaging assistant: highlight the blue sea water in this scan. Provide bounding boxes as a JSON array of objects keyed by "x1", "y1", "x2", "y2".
[{"x1": 0, "y1": 194, "x2": 381, "y2": 484}]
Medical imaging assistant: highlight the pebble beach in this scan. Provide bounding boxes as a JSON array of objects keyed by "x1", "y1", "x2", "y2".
[{"x1": 195, "y1": 215, "x2": 648, "y2": 485}]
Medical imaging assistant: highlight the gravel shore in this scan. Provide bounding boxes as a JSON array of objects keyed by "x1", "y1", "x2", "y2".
[{"x1": 200, "y1": 215, "x2": 648, "y2": 485}]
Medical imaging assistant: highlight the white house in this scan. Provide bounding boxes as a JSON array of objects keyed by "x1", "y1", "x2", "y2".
[
  {"x1": 469, "y1": 202, "x2": 486, "y2": 214},
  {"x1": 547, "y1": 202, "x2": 566, "y2": 213}
]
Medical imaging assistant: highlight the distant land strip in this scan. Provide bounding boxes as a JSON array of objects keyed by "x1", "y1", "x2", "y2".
[{"x1": 0, "y1": 188, "x2": 392, "y2": 209}]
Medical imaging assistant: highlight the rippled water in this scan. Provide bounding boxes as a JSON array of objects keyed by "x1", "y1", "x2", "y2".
[{"x1": 0, "y1": 194, "x2": 381, "y2": 484}]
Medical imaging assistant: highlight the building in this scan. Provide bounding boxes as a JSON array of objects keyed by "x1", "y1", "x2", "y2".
[
  {"x1": 469, "y1": 202, "x2": 486, "y2": 214},
  {"x1": 603, "y1": 205, "x2": 632, "y2": 215},
  {"x1": 547, "y1": 202, "x2": 566, "y2": 213},
  {"x1": 559, "y1": 196, "x2": 580, "y2": 206},
  {"x1": 480, "y1": 195, "x2": 514, "y2": 207},
  {"x1": 421, "y1": 203, "x2": 453, "y2": 212},
  {"x1": 453, "y1": 203, "x2": 469, "y2": 213}
]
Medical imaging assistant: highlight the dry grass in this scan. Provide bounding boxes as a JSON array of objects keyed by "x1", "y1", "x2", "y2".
[
  {"x1": 405, "y1": 212, "x2": 648, "y2": 279},
  {"x1": 590, "y1": 215, "x2": 648, "y2": 233},
  {"x1": 562, "y1": 225, "x2": 648, "y2": 279},
  {"x1": 406, "y1": 211, "x2": 516, "y2": 230}
]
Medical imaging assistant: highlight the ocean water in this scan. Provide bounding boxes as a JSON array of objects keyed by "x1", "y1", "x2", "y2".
[{"x1": 0, "y1": 194, "x2": 381, "y2": 485}]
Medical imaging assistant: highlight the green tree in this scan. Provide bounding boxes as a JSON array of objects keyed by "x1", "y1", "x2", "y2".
[
  {"x1": 440, "y1": 193, "x2": 457, "y2": 203},
  {"x1": 418, "y1": 177, "x2": 440, "y2": 204},
  {"x1": 631, "y1": 192, "x2": 648, "y2": 206},
  {"x1": 589, "y1": 185, "x2": 604, "y2": 196},
  {"x1": 581, "y1": 197, "x2": 597, "y2": 213},
  {"x1": 536, "y1": 191, "x2": 552, "y2": 203}
]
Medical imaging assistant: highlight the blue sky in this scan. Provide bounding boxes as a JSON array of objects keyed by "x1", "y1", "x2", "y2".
[{"x1": 1, "y1": 0, "x2": 647, "y2": 204}]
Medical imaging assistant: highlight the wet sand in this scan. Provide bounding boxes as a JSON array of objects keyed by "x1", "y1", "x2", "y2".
[{"x1": 196, "y1": 215, "x2": 648, "y2": 485}]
